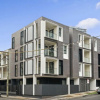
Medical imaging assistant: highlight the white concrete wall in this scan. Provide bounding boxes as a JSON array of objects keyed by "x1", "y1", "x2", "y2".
[
  {"x1": 90, "y1": 79, "x2": 98, "y2": 90},
  {"x1": 41, "y1": 20, "x2": 46, "y2": 75}
]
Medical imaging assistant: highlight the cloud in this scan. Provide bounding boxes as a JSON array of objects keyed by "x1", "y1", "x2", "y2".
[
  {"x1": 96, "y1": 2, "x2": 100, "y2": 9},
  {"x1": 76, "y1": 18, "x2": 100, "y2": 29}
]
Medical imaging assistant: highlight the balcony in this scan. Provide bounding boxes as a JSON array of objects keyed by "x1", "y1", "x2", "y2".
[
  {"x1": 84, "y1": 44, "x2": 89, "y2": 49},
  {"x1": 85, "y1": 71, "x2": 90, "y2": 77},
  {"x1": 46, "y1": 67, "x2": 57, "y2": 75},
  {"x1": 45, "y1": 31, "x2": 57, "y2": 40},
  {"x1": 44, "y1": 49, "x2": 57, "y2": 57},
  {"x1": 83, "y1": 35, "x2": 91, "y2": 49},
  {"x1": 83, "y1": 49, "x2": 91, "y2": 63},
  {"x1": 44, "y1": 40, "x2": 57, "y2": 58},
  {"x1": 84, "y1": 57, "x2": 90, "y2": 63}
]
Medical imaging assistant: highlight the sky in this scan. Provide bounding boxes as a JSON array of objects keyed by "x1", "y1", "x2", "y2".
[{"x1": 0, "y1": 0, "x2": 100, "y2": 51}]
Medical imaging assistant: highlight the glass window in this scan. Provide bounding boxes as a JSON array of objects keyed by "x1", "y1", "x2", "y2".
[
  {"x1": 15, "y1": 65, "x2": 18, "y2": 77},
  {"x1": 59, "y1": 60, "x2": 63, "y2": 75},
  {"x1": 12, "y1": 37, "x2": 15, "y2": 49},
  {"x1": 15, "y1": 50, "x2": 18, "y2": 62},
  {"x1": 59, "y1": 28, "x2": 61, "y2": 37},
  {"x1": 20, "y1": 31, "x2": 24, "y2": 45},
  {"x1": 20, "y1": 62, "x2": 23, "y2": 76},
  {"x1": 63, "y1": 45, "x2": 67, "y2": 54},
  {"x1": 20, "y1": 47, "x2": 23, "y2": 61}
]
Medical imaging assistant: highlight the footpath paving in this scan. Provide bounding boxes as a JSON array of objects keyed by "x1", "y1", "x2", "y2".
[
  {"x1": 0, "y1": 91, "x2": 95, "y2": 100},
  {"x1": 45, "y1": 91, "x2": 95, "y2": 100}
]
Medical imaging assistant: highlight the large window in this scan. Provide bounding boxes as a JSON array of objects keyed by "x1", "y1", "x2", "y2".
[
  {"x1": 59, "y1": 60, "x2": 63, "y2": 75},
  {"x1": 15, "y1": 50, "x2": 18, "y2": 62},
  {"x1": 98, "y1": 54, "x2": 100, "y2": 65},
  {"x1": 20, "y1": 62, "x2": 23, "y2": 76},
  {"x1": 79, "y1": 49, "x2": 82, "y2": 62},
  {"x1": 98, "y1": 67, "x2": 100, "y2": 78},
  {"x1": 63, "y1": 45, "x2": 67, "y2": 54},
  {"x1": 15, "y1": 65, "x2": 18, "y2": 77},
  {"x1": 20, "y1": 31, "x2": 24, "y2": 45},
  {"x1": 12, "y1": 37, "x2": 15, "y2": 49},
  {"x1": 20, "y1": 47, "x2": 23, "y2": 61},
  {"x1": 59, "y1": 28, "x2": 61, "y2": 37}
]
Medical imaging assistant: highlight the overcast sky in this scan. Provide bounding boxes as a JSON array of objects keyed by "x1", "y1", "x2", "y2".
[{"x1": 0, "y1": 0, "x2": 100, "y2": 51}]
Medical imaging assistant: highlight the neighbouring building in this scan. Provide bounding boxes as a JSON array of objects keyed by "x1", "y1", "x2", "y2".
[{"x1": 0, "y1": 17, "x2": 99, "y2": 96}]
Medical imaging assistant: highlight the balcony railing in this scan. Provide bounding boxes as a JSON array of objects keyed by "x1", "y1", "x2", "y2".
[
  {"x1": 84, "y1": 57, "x2": 90, "y2": 63},
  {"x1": 45, "y1": 31, "x2": 57, "y2": 40},
  {"x1": 44, "y1": 49, "x2": 57, "y2": 57},
  {"x1": 84, "y1": 43, "x2": 90, "y2": 49},
  {"x1": 45, "y1": 67, "x2": 57, "y2": 74},
  {"x1": 85, "y1": 71, "x2": 90, "y2": 77}
]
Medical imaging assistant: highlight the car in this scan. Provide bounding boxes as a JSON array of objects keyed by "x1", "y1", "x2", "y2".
[{"x1": 96, "y1": 87, "x2": 100, "y2": 94}]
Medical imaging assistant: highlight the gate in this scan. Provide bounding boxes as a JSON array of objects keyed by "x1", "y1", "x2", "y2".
[
  {"x1": 16, "y1": 85, "x2": 22, "y2": 95},
  {"x1": 80, "y1": 79, "x2": 90, "y2": 92}
]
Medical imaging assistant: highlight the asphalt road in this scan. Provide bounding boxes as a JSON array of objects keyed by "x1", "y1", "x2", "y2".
[{"x1": 70, "y1": 94, "x2": 100, "y2": 100}]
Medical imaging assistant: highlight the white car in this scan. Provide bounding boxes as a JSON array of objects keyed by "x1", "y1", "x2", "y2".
[{"x1": 96, "y1": 87, "x2": 100, "y2": 94}]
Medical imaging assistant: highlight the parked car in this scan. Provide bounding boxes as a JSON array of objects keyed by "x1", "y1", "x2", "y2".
[{"x1": 96, "y1": 87, "x2": 100, "y2": 94}]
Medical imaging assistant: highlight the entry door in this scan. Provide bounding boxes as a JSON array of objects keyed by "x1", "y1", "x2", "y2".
[{"x1": 80, "y1": 79, "x2": 86, "y2": 92}]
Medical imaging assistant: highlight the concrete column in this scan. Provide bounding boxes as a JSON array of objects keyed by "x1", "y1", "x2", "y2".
[
  {"x1": 33, "y1": 75, "x2": 37, "y2": 95},
  {"x1": 41, "y1": 20, "x2": 46, "y2": 75},
  {"x1": 67, "y1": 77, "x2": 70, "y2": 94},
  {"x1": 22, "y1": 77, "x2": 26, "y2": 95}
]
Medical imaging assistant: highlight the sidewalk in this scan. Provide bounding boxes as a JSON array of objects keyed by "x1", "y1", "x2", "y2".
[
  {"x1": 1, "y1": 95, "x2": 39, "y2": 100},
  {"x1": 46, "y1": 91, "x2": 96, "y2": 100},
  {"x1": 0, "y1": 91, "x2": 95, "y2": 100}
]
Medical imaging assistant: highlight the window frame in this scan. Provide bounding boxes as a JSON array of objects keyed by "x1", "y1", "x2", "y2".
[
  {"x1": 12, "y1": 37, "x2": 15, "y2": 49},
  {"x1": 15, "y1": 65, "x2": 18, "y2": 77},
  {"x1": 15, "y1": 50, "x2": 18, "y2": 62}
]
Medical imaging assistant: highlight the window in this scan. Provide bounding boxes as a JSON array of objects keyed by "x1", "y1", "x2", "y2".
[
  {"x1": 59, "y1": 60, "x2": 63, "y2": 75},
  {"x1": 70, "y1": 80, "x2": 74, "y2": 85},
  {"x1": 63, "y1": 45, "x2": 67, "y2": 54},
  {"x1": 12, "y1": 37, "x2": 15, "y2": 49},
  {"x1": 15, "y1": 50, "x2": 18, "y2": 62},
  {"x1": 49, "y1": 62, "x2": 54, "y2": 74},
  {"x1": 98, "y1": 54, "x2": 100, "y2": 65},
  {"x1": 20, "y1": 31, "x2": 24, "y2": 45},
  {"x1": 20, "y1": 62, "x2": 23, "y2": 76},
  {"x1": 79, "y1": 49, "x2": 82, "y2": 62},
  {"x1": 49, "y1": 29, "x2": 54, "y2": 38},
  {"x1": 98, "y1": 67, "x2": 100, "y2": 78},
  {"x1": 20, "y1": 47, "x2": 23, "y2": 61},
  {"x1": 79, "y1": 64, "x2": 81, "y2": 72},
  {"x1": 94, "y1": 40, "x2": 97, "y2": 51},
  {"x1": 15, "y1": 65, "x2": 18, "y2": 77},
  {"x1": 59, "y1": 28, "x2": 61, "y2": 37},
  {"x1": 78, "y1": 34, "x2": 81, "y2": 42}
]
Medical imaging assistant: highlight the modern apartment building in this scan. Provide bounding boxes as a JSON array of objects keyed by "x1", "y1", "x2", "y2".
[
  {"x1": 69, "y1": 27, "x2": 92, "y2": 92},
  {"x1": 0, "y1": 17, "x2": 99, "y2": 96},
  {"x1": 10, "y1": 17, "x2": 72, "y2": 96},
  {"x1": 90, "y1": 37, "x2": 100, "y2": 90},
  {"x1": 0, "y1": 50, "x2": 10, "y2": 91}
]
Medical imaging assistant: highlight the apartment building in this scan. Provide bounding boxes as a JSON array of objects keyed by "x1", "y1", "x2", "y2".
[
  {"x1": 90, "y1": 37, "x2": 100, "y2": 90},
  {"x1": 69, "y1": 27, "x2": 92, "y2": 92},
  {"x1": 0, "y1": 17, "x2": 99, "y2": 96},
  {"x1": 0, "y1": 50, "x2": 9, "y2": 91},
  {"x1": 9, "y1": 17, "x2": 72, "y2": 96}
]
